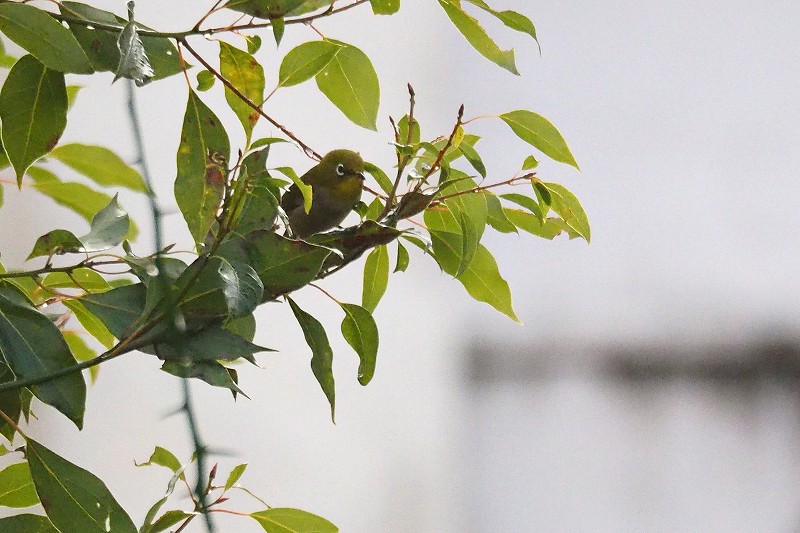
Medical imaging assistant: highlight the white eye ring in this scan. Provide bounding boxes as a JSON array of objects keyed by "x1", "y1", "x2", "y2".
[{"x1": 335, "y1": 163, "x2": 345, "y2": 176}]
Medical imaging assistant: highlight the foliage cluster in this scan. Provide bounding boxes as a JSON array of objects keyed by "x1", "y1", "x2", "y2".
[{"x1": 0, "y1": 0, "x2": 588, "y2": 531}]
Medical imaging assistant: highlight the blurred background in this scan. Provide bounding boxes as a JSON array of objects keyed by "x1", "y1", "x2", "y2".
[{"x1": 2, "y1": 1, "x2": 800, "y2": 531}]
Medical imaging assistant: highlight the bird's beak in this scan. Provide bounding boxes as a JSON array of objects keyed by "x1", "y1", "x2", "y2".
[{"x1": 356, "y1": 172, "x2": 365, "y2": 181}]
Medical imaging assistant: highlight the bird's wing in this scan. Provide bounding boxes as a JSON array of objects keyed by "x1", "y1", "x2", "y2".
[{"x1": 280, "y1": 183, "x2": 304, "y2": 214}]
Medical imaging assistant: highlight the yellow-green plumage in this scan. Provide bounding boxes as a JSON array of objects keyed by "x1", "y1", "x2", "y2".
[{"x1": 280, "y1": 149, "x2": 365, "y2": 238}]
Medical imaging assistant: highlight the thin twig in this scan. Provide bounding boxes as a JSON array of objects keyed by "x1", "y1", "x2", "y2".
[{"x1": 378, "y1": 83, "x2": 416, "y2": 221}]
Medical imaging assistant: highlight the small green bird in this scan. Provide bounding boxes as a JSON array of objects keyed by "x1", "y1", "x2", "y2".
[{"x1": 281, "y1": 149, "x2": 365, "y2": 238}]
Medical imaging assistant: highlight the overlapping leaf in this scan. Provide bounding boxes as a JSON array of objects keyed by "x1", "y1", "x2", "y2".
[
  {"x1": 316, "y1": 40, "x2": 379, "y2": 130},
  {"x1": 220, "y1": 42, "x2": 265, "y2": 144}
]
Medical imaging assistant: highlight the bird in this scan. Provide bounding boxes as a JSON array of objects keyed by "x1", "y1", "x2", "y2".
[{"x1": 280, "y1": 149, "x2": 365, "y2": 238}]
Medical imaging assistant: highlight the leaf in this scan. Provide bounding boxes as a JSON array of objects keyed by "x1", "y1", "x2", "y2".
[
  {"x1": 27, "y1": 229, "x2": 83, "y2": 260},
  {"x1": 398, "y1": 114, "x2": 420, "y2": 145},
  {"x1": 522, "y1": 155, "x2": 538, "y2": 170},
  {"x1": 501, "y1": 192, "x2": 543, "y2": 221},
  {"x1": 315, "y1": 40, "x2": 380, "y2": 130},
  {"x1": 499, "y1": 110, "x2": 578, "y2": 169},
  {"x1": 0, "y1": 4, "x2": 92, "y2": 74},
  {"x1": 145, "y1": 510, "x2": 193, "y2": 533},
  {"x1": 503, "y1": 208, "x2": 562, "y2": 240},
  {"x1": 161, "y1": 360, "x2": 247, "y2": 397},
  {"x1": 196, "y1": 69, "x2": 215, "y2": 91},
  {"x1": 340, "y1": 303, "x2": 378, "y2": 385},
  {"x1": 48, "y1": 144, "x2": 149, "y2": 192},
  {"x1": 219, "y1": 42, "x2": 265, "y2": 144},
  {"x1": 0, "y1": 284, "x2": 87, "y2": 427},
  {"x1": 272, "y1": 18, "x2": 285, "y2": 46},
  {"x1": 63, "y1": 300, "x2": 115, "y2": 349},
  {"x1": 458, "y1": 141, "x2": 486, "y2": 177},
  {"x1": 41, "y1": 268, "x2": 111, "y2": 293},
  {"x1": 175, "y1": 90, "x2": 230, "y2": 246},
  {"x1": 278, "y1": 40, "x2": 341, "y2": 87},
  {"x1": 77, "y1": 195, "x2": 130, "y2": 253},
  {"x1": 288, "y1": 298, "x2": 335, "y2": 422},
  {"x1": 29, "y1": 175, "x2": 119, "y2": 228},
  {"x1": 245, "y1": 34, "x2": 263, "y2": 54},
  {"x1": 0, "y1": 514, "x2": 59, "y2": 533},
  {"x1": 251, "y1": 508, "x2": 338, "y2": 533},
  {"x1": 542, "y1": 182, "x2": 590, "y2": 242},
  {"x1": 362, "y1": 245, "x2": 389, "y2": 313},
  {"x1": 274, "y1": 165, "x2": 313, "y2": 214},
  {"x1": 154, "y1": 326, "x2": 272, "y2": 365},
  {"x1": 63, "y1": 332, "x2": 99, "y2": 383},
  {"x1": 26, "y1": 438, "x2": 137, "y2": 533},
  {"x1": 363, "y1": 161, "x2": 393, "y2": 195},
  {"x1": 0, "y1": 362, "x2": 22, "y2": 442},
  {"x1": 484, "y1": 192, "x2": 516, "y2": 233},
  {"x1": 224, "y1": 0, "x2": 307, "y2": 19},
  {"x1": 425, "y1": 208, "x2": 518, "y2": 321},
  {"x1": 113, "y1": 2, "x2": 154, "y2": 86},
  {"x1": 437, "y1": 0, "x2": 518, "y2": 74},
  {"x1": 463, "y1": 0, "x2": 539, "y2": 52},
  {"x1": 138, "y1": 446, "x2": 182, "y2": 473},
  {"x1": 370, "y1": 0, "x2": 400, "y2": 15},
  {"x1": 79, "y1": 283, "x2": 146, "y2": 340},
  {"x1": 225, "y1": 463, "x2": 248, "y2": 490},
  {"x1": 177, "y1": 256, "x2": 263, "y2": 323},
  {"x1": 217, "y1": 231, "x2": 331, "y2": 301},
  {"x1": 60, "y1": 2, "x2": 182, "y2": 80},
  {"x1": 0, "y1": 462, "x2": 39, "y2": 508},
  {"x1": 394, "y1": 241, "x2": 410, "y2": 272},
  {"x1": 234, "y1": 169, "x2": 280, "y2": 235},
  {"x1": 0, "y1": 55, "x2": 67, "y2": 185}
]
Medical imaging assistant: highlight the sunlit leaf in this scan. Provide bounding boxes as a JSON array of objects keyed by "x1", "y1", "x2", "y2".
[
  {"x1": 499, "y1": 110, "x2": 578, "y2": 169},
  {"x1": 138, "y1": 446, "x2": 182, "y2": 473},
  {"x1": 502, "y1": 208, "x2": 563, "y2": 240},
  {"x1": 0, "y1": 4, "x2": 92, "y2": 74},
  {"x1": 63, "y1": 331, "x2": 99, "y2": 383},
  {"x1": 316, "y1": 40, "x2": 379, "y2": 130},
  {"x1": 225, "y1": 463, "x2": 248, "y2": 490},
  {"x1": 288, "y1": 298, "x2": 335, "y2": 422},
  {"x1": 278, "y1": 40, "x2": 341, "y2": 87},
  {"x1": 64, "y1": 300, "x2": 116, "y2": 349},
  {"x1": 463, "y1": 0, "x2": 539, "y2": 52},
  {"x1": 0, "y1": 56, "x2": 67, "y2": 185},
  {"x1": 251, "y1": 508, "x2": 338, "y2": 533},
  {"x1": 542, "y1": 182, "x2": 590, "y2": 242},
  {"x1": 370, "y1": 0, "x2": 400, "y2": 15},
  {"x1": 0, "y1": 462, "x2": 39, "y2": 508}
]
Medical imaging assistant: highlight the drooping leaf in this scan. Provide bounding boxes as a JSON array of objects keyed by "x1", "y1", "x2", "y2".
[
  {"x1": 224, "y1": 0, "x2": 307, "y2": 19},
  {"x1": 370, "y1": 0, "x2": 400, "y2": 15},
  {"x1": 484, "y1": 192, "x2": 516, "y2": 233},
  {"x1": 363, "y1": 161, "x2": 393, "y2": 195},
  {"x1": 458, "y1": 141, "x2": 486, "y2": 177},
  {"x1": 425, "y1": 208, "x2": 518, "y2": 321},
  {"x1": 316, "y1": 40, "x2": 379, "y2": 130},
  {"x1": 0, "y1": 285, "x2": 87, "y2": 427},
  {"x1": 463, "y1": 0, "x2": 539, "y2": 51},
  {"x1": 161, "y1": 360, "x2": 247, "y2": 397},
  {"x1": 340, "y1": 303, "x2": 378, "y2": 385},
  {"x1": 0, "y1": 461, "x2": 39, "y2": 508},
  {"x1": 278, "y1": 40, "x2": 341, "y2": 87},
  {"x1": 48, "y1": 143, "x2": 149, "y2": 192},
  {"x1": 271, "y1": 18, "x2": 285, "y2": 46},
  {"x1": 0, "y1": 4, "x2": 92, "y2": 74},
  {"x1": 219, "y1": 42, "x2": 265, "y2": 144},
  {"x1": 437, "y1": 0, "x2": 518, "y2": 74},
  {"x1": 0, "y1": 514, "x2": 59, "y2": 533},
  {"x1": 540, "y1": 182, "x2": 590, "y2": 242},
  {"x1": 28, "y1": 172, "x2": 119, "y2": 229},
  {"x1": 0, "y1": 55, "x2": 67, "y2": 184},
  {"x1": 113, "y1": 1, "x2": 154, "y2": 86},
  {"x1": 499, "y1": 110, "x2": 578, "y2": 169},
  {"x1": 175, "y1": 90, "x2": 230, "y2": 246},
  {"x1": 26, "y1": 439, "x2": 137, "y2": 533},
  {"x1": 395, "y1": 241, "x2": 410, "y2": 272},
  {"x1": 60, "y1": 2, "x2": 182, "y2": 80},
  {"x1": 288, "y1": 298, "x2": 335, "y2": 422},
  {"x1": 251, "y1": 508, "x2": 338, "y2": 533},
  {"x1": 155, "y1": 326, "x2": 272, "y2": 365},
  {"x1": 361, "y1": 245, "x2": 389, "y2": 313},
  {"x1": 143, "y1": 510, "x2": 193, "y2": 533}
]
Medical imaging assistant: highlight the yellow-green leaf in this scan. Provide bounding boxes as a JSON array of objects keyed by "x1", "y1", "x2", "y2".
[
  {"x1": 362, "y1": 245, "x2": 389, "y2": 312},
  {"x1": 316, "y1": 40, "x2": 379, "y2": 130},
  {"x1": 499, "y1": 110, "x2": 578, "y2": 169},
  {"x1": 220, "y1": 42, "x2": 265, "y2": 145}
]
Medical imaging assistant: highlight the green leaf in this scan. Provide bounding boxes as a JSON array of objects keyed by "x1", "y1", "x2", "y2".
[
  {"x1": 0, "y1": 284, "x2": 87, "y2": 427},
  {"x1": 0, "y1": 514, "x2": 59, "y2": 533},
  {"x1": 394, "y1": 241, "x2": 410, "y2": 272},
  {"x1": 246, "y1": 34, "x2": 263, "y2": 54},
  {"x1": 175, "y1": 90, "x2": 230, "y2": 246},
  {"x1": 437, "y1": 0, "x2": 518, "y2": 74},
  {"x1": 370, "y1": 0, "x2": 400, "y2": 14},
  {"x1": 225, "y1": 463, "x2": 248, "y2": 490},
  {"x1": 155, "y1": 326, "x2": 272, "y2": 365},
  {"x1": 77, "y1": 195, "x2": 130, "y2": 253},
  {"x1": 232, "y1": 169, "x2": 279, "y2": 236},
  {"x1": 340, "y1": 303, "x2": 378, "y2": 385},
  {"x1": 177, "y1": 256, "x2": 263, "y2": 323},
  {"x1": 501, "y1": 192, "x2": 543, "y2": 221},
  {"x1": 501, "y1": 208, "x2": 563, "y2": 239},
  {"x1": 0, "y1": 55, "x2": 67, "y2": 185},
  {"x1": 138, "y1": 446, "x2": 182, "y2": 473},
  {"x1": 161, "y1": 360, "x2": 247, "y2": 397},
  {"x1": 27, "y1": 229, "x2": 83, "y2": 259},
  {"x1": 316, "y1": 40, "x2": 380, "y2": 130},
  {"x1": 224, "y1": 0, "x2": 307, "y2": 19},
  {"x1": 398, "y1": 114, "x2": 420, "y2": 145},
  {"x1": 59, "y1": 2, "x2": 182, "y2": 80},
  {"x1": 273, "y1": 166, "x2": 312, "y2": 214},
  {"x1": 272, "y1": 18, "x2": 285, "y2": 46},
  {"x1": 288, "y1": 298, "x2": 335, "y2": 422},
  {"x1": 220, "y1": 42, "x2": 265, "y2": 145},
  {"x1": 542, "y1": 182, "x2": 590, "y2": 242},
  {"x1": 0, "y1": 4, "x2": 92, "y2": 74},
  {"x1": 217, "y1": 231, "x2": 331, "y2": 301},
  {"x1": 0, "y1": 462, "x2": 39, "y2": 508},
  {"x1": 425, "y1": 208, "x2": 518, "y2": 321},
  {"x1": 146, "y1": 510, "x2": 193, "y2": 533},
  {"x1": 463, "y1": 0, "x2": 539, "y2": 51},
  {"x1": 196, "y1": 69, "x2": 215, "y2": 91},
  {"x1": 26, "y1": 438, "x2": 137, "y2": 533},
  {"x1": 28, "y1": 172, "x2": 120, "y2": 229},
  {"x1": 79, "y1": 283, "x2": 146, "y2": 340},
  {"x1": 522, "y1": 155, "x2": 538, "y2": 170},
  {"x1": 251, "y1": 508, "x2": 338, "y2": 533},
  {"x1": 66, "y1": 85, "x2": 81, "y2": 109},
  {"x1": 48, "y1": 144, "x2": 149, "y2": 193},
  {"x1": 499, "y1": 110, "x2": 578, "y2": 169},
  {"x1": 484, "y1": 192, "x2": 516, "y2": 233},
  {"x1": 362, "y1": 245, "x2": 389, "y2": 313},
  {"x1": 458, "y1": 141, "x2": 486, "y2": 177},
  {"x1": 279, "y1": 40, "x2": 341, "y2": 88},
  {"x1": 0, "y1": 361, "x2": 22, "y2": 442},
  {"x1": 63, "y1": 332, "x2": 98, "y2": 383},
  {"x1": 363, "y1": 161, "x2": 393, "y2": 195},
  {"x1": 63, "y1": 300, "x2": 115, "y2": 348},
  {"x1": 41, "y1": 269, "x2": 111, "y2": 293}
]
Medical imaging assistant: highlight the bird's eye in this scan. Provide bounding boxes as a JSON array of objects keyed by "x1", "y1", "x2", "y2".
[{"x1": 336, "y1": 163, "x2": 345, "y2": 176}]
